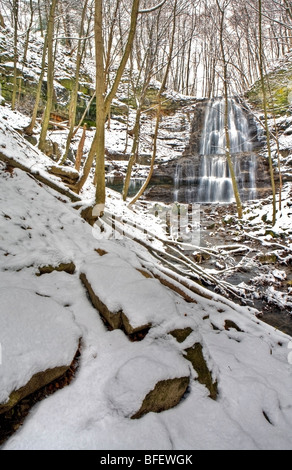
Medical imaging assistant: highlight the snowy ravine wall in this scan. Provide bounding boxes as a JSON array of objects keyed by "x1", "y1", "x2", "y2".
[{"x1": 147, "y1": 98, "x2": 272, "y2": 204}]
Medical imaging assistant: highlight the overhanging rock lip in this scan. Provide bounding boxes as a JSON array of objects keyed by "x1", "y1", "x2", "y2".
[
  {"x1": 0, "y1": 365, "x2": 69, "y2": 415},
  {"x1": 80, "y1": 271, "x2": 152, "y2": 336}
]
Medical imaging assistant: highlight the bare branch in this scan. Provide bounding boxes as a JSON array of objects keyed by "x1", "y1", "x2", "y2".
[{"x1": 139, "y1": 0, "x2": 167, "y2": 14}]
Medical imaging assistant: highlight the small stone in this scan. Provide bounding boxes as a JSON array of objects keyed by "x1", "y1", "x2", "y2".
[{"x1": 170, "y1": 327, "x2": 193, "y2": 343}]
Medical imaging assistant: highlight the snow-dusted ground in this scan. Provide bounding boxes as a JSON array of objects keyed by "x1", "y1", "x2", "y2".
[{"x1": 0, "y1": 109, "x2": 292, "y2": 450}]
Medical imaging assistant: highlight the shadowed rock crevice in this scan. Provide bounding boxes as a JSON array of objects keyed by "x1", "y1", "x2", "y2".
[
  {"x1": 0, "y1": 366, "x2": 68, "y2": 416},
  {"x1": 0, "y1": 347, "x2": 81, "y2": 445}
]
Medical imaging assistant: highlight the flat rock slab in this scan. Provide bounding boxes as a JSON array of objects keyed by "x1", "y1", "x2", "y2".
[
  {"x1": 37, "y1": 261, "x2": 76, "y2": 276},
  {"x1": 0, "y1": 287, "x2": 81, "y2": 414},
  {"x1": 107, "y1": 344, "x2": 190, "y2": 419},
  {"x1": 80, "y1": 253, "x2": 179, "y2": 335},
  {"x1": 48, "y1": 166, "x2": 80, "y2": 183}
]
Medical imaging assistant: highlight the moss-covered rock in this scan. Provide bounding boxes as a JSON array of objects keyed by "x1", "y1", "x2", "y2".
[
  {"x1": 132, "y1": 377, "x2": 190, "y2": 419},
  {"x1": 184, "y1": 343, "x2": 218, "y2": 400},
  {"x1": 37, "y1": 262, "x2": 76, "y2": 276},
  {"x1": 170, "y1": 327, "x2": 193, "y2": 343},
  {"x1": 224, "y1": 320, "x2": 244, "y2": 333},
  {"x1": 258, "y1": 253, "x2": 278, "y2": 264},
  {"x1": 59, "y1": 77, "x2": 74, "y2": 92},
  {"x1": 248, "y1": 64, "x2": 292, "y2": 116}
]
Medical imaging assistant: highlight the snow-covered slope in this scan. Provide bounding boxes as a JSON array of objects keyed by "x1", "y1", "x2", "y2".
[{"x1": 0, "y1": 113, "x2": 292, "y2": 450}]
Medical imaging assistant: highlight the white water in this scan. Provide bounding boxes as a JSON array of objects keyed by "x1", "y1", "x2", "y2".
[
  {"x1": 174, "y1": 98, "x2": 258, "y2": 204},
  {"x1": 200, "y1": 98, "x2": 253, "y2": 155},
  {"x1": 174, "y1": 163, "x2": 196, "y2": 204},
  {"x1": 198, "y1": 98, "x2": 257, "y2": 203}
]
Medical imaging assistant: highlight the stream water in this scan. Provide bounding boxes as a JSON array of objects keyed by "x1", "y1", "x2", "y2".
[{"x1": 198, "y1": 205, "x2": 292, "y2": 336}]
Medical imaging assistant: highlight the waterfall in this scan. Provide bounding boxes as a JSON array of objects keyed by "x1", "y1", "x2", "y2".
[
  {"x1": 197, "y1": 155, "x2": 234, "y2": 203},
  {"x1": 198, "y1": 98, "x2": 257, "y2": 203},
  {"x1": 200, "y1": 98, "x2": 253, "y2": 155},
  {"x1": 173, "y1": 97, "x2": 258, "y2": 204},
  {"x1": 174, "y1": 162, "x2": 196, "y2": 204}
]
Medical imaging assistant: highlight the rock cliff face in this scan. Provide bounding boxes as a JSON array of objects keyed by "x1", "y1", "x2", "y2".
[
  {"x1": 183, "y1": 99, "x2": 262, "y2": 157},
  {"x1": 146, "y1": 99, "x2": 273, "y2": 204},
  {"x1": 247, "y1": 53, "x2": 292, "y2": 116}
]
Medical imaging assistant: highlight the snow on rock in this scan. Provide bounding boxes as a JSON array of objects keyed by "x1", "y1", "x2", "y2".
[
  {"x1": 107, "y1": 343, "x2": 190, "y2": 419},
  {"x1": 1, "y1": 112, "x2": 292, "y2": 449},
  {"x1": 80, "y1": 252, "x2": 179, "y2": 334},
  {"x1": 0, "y1": 286, "x2": 81, "y2": 412},
  {"x1": 47, "y1": 165, "x2": 80, "y2": 185}
]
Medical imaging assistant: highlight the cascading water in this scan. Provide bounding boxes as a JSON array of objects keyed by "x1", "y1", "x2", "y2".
[
  {"x1": 174, "y1": 97, "x2": 258, "y2": 204},
  {"x1": 198, "y1": 97, "x2": 257, "y2": 203},
  {"x1": 174, "y1": 162, "x2": 196, "y2": 203},
  {"x1": 200, "y1": 98, "x2": 253, "y2": 156}
]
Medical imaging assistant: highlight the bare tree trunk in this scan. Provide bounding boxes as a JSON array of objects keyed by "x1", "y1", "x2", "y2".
[
  {"x1": 17, "y1": 0, "x2": 35, "y2": 108},
  {"x1": 93, "y1": 0, "x2": 106, "y2": 210},
  {"x1": 122, "y1": 105, "x2": 142, "y2": 201},
  {"x1": 0, "y1": 10, "x2": 5, "y2": 28},
  {"x1": 24, "y1": 34, "x2": 48, "y2": 135},
  {"x1": 76, "y1": 0, "x2": 140, "y2": 202},
  {"x1": 61, "y1": 0, "x2": 89, "y2": 164},
  {"x1": 258, "y1": 0, "x2": 277, "y2": 226},
  {"x1": 23, "y1": 0, "x2": 34, "y2": 64},
  {"x1": 129, "y1": 0, "x2": 178, "y2": 206},
  {"x1": 129, "y1": 100, "x2": 162, "y2": 206},
  {"x1": 59, "y1": 0, "x2": 72, "y2": 50},
  {"x1": 37, "y1": 0, "x2": 44, "y2": 37},
  {"x1": 104, "y1": 0, "x2": 120, "y2": 90},
  {"x1": 75, "y1": 124, "x2": 87, "y2": 172},
  {"x1": 123, "y1": 23, "x2": 160, "y2": 200},
  {"x1": 217, "y1": 0, "x2": 243, "y2": 219},
  {"x1": 11, "y1": 0, "x2": 19, "y2": 110},
  {"x1": 39, "y1": 0, "x2": 58, "y2": 152}
]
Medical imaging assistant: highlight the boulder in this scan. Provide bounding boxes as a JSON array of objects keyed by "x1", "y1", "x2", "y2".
[
  {"x1": 132, "y1": 377, "x2": 190, "y2": 419},
  {"x1": 184, "y1": 343, "x2": 218, "y2": 400},
  {"x1": 169, "y1": 327, "x2": 193, "y2": 343},
  {"x1": 0, "y1": 288, "x2": 81, "y2": 415},
  {"x1": 48, "y1": 165, "x2": 80, "y2": 185},
  {"x1": 80, "y1": 252, "x2": 179, "y2": 337},
  {"x1": 107, "y1": 347, "x2": 190, "y2": 419},
  {"x1": 80, "y1": 272, "x2": 151, "y2": 335},
  {"x1": 37, "y1": 261, "x2": 76, "y2": 276},
  {"x1": 0, "y1": 366, "x2": 69, "y2": 415}
]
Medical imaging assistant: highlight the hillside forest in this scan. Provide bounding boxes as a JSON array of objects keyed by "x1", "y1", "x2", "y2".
[{"x1": 0, "y1": 0, "x2": 291, "y2": 451}]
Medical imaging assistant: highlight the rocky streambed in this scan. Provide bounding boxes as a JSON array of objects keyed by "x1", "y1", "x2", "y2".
[{"x1": 193, "y1": 200, "x2": 292, "y2": 334}]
